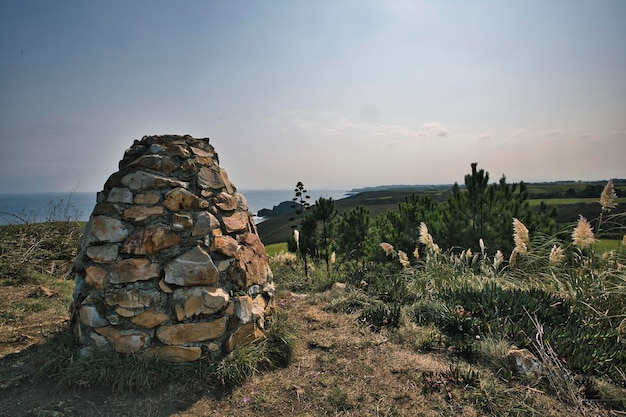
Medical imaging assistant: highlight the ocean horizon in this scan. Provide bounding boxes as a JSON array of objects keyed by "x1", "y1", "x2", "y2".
[{"x1": 0, "y1": 189, "x2": 351, "y2": 225}]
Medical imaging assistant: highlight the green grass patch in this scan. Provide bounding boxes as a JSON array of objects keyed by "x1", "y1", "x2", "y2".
[
  {"x1": 595, "y1": 239, "x2": 621, "y2": 254},
  {"x1": 265, "y1": 242, "x2": 288, "y2": 257},
  {"x1": 529, "y1": 197, "x2": 626, "y2": 206}
]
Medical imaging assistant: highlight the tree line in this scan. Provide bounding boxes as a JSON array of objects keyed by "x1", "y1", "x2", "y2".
[{"x1": 288, "y1": 163, "x2": 558, "y2": 270}]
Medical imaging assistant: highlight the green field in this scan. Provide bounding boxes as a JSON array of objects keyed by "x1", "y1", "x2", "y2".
[{"x1": 529, "y1": 197, "x2": 626, "y2": 206}]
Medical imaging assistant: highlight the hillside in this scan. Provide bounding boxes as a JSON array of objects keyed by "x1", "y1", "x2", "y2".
[{"x1": 257, "y1": 181, "x2": 626, "y2": 245}]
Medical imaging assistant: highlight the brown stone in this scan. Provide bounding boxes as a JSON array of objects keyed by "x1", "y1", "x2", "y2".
[
  {"x1": 131, "y1": 309, "x2": 170, "y2": 328},
  {"x1": 203, "y1": 287, "x2": 229, "y2": 312},
  {"x1": 85, "y1": 244, "x2": 119, "y2": 263},
  {"x1": 164, "y1": 187, "x2": 208, "y2": 212},
  {"x1": 222, "y1": 212, "x2": 250, "y2": 233},
  {"x1": 220, "y1": 168, "x2": 235, "y2": 194},
  {"x1": 156, "y1": 317, "x2": 227, "y2": 345},
  {"x1": 173, "y1": 286, "x2": 229, "y2": 320},
  {"x1": 180, "y1": 159, "x2": 197, "y2": 172},
  {"x1": 173, "y1": 213, "x2": 193, "y2": 230},
  {"x1": 158, "y1": 279, "x2": 174, "y2": 293},
  {"x1": 115, "y1": 307, "x2": 137, "y2": 318},
  {"x1": 134, "y1": 193, "x2": 160, "y2": 205},
  {"x1": 122, "y1": 226, "x2": 181, "y2": 255},
  {"x1": 164, "y1": 246, "x2": 218, "y2": 286},
  {"x1": 89, "y1": 216, "x2": 128, "y2": 243},
  {"x1": 210, "y1": 235, "x2": 239, "y2": 257},
  {"x1": 224, "y1": 322, "x2": 266, "y2": 353},
  {"x1": 85, "y1": 266, "x2": 106, "y2": 289},
  {"x1": 230, "y1": 234, "x2": 272, "y2": 288},
  {"x1": 192, "y1": 211, "x2": 220, "y2": 236},
  {"x1": 190, "y1": 146, "x2": 213, "y2": 158},
  {"x1": 195, "y1": 156, "x2": 214, "y2": 166},
  {"x1": 107, "y1": 258, "x2": 161, "y2": 284},
  {"x1": 213, "y1": 192, "x2": 238, "y2": 211},
  {"x1": 144, "y1": 346, "x2": 201, "y2": 362},
  {"x1": 121, "y1": 171, "x2": 188, "y2": 191},
  {"x1": 95, "y1": 327, "x2": 149, "y2": 353},
  {"x1": 164, "y1": 143, "x2": 190, "y2": 158},
  {"x1": 123, "y1": 205, "x2": 164, "y2": 222}
]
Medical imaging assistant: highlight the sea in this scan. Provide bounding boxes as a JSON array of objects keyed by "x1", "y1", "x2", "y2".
[{"x1": 0, "y1": 189, "x2": 351, "y2": 225}]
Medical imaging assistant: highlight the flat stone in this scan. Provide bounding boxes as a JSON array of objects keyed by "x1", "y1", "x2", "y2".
[
  {"x1": 203, "y1": 287, "x2": 229, "y2": 311},
  {"x1": 164, "y1": 187, "x2": 208, "y2": 212},
  {"x1": 190, "y1": 146, "x2": 213, "y2": 158},
  {"x1": 105, "y1": 288, "x2": 162, "y2": 309},
  {"x1": 85, "y1": 266, "x2": 106, "y2": 289},
  {"x1": 95, "y1": 327, "x2": 149, "y2": 353},
  {"x1": 191, "y1": 211, "x2": 220, "y2": 236},
  {"x1": 123, "y1": 205, "x2": 164, "y2": 222},
  {"x1": 89, "y1": 216, "x2": 128, "y2": 243},
  {"x1": 210, "y1": 235, "x2": 238, "y2": 257},
  {"x1": 173, "y1": 286, "x2": 230, "y2": 320},
  {"x1": 134, "y1": 193, "x2": 160, "y2": 205},
  {"x1": 107, "y1": 187, "x2": 133, "y2": 203},
  {"x1": 121, "y1": 171, "x2": 188, "y2": 191},
  {"x1": 213, "y1": 192, "x2": 238, "y2": 211},
  {"x1": 164, "y1": 246, "x2": 218, "y2": 286},
  {"x1": 163, "y1": 143, "x2": 190, "y2": 158},
  {"x1": 114, "y1": 307, "x2": 137, "y2": 317},
  {"x1": 222, "y1": 212, "x2": 250, "y2": 233},
  {"x1": 130, "y1": 309, "x2": 170, "y2": 328},
  {"x1": 144, "y1": 346, "x2": 201, "y2": 362},
  {"x1": 224, "y1": 322, "x2": 266, "y2": 353},
  {"x1": 107, "y1": 258, "x2": 161, "y2": 284},
  {"x1": 136, "y1": 154, "x2": 163, "y2": 169},
  {"x1": 122, "y1": 226, "x2": 181, "y2": 254},
  {"x1": 85, "y1": 244, "x2": 119, "y2": 263},
  {"x1": 156, "y1": 317, "x2": 227, "y2": 345}
]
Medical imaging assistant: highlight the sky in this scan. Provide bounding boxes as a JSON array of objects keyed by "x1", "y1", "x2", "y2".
[{"x1": 1, "y1": 0, "x2": 625, "y2": 194}]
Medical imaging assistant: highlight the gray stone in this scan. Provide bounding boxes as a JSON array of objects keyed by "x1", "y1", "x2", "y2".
[
  {"x1": 121, "y1": 171, "x2": 188, "y2": 191},
  {"x1": 107, "y1": 258, "x2": 161, "y2": 284},
  {"x1": 164, "y1": 246, "x2": 219, "y2": 286},
  {"x1": 85, "y1": 244, "x2": 119, "y2": 263},
  {"x1": 79, "y1": 304, "x2": 109, "y2": 327},
  {"x1": 88, "y1": 216, "x2": 128, "y2": 243},
  {"x1": 107, "y1": 187, "x2": 133, "y2": 203}
]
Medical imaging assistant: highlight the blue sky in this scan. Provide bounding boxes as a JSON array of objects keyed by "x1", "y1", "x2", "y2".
[{"x1": 1, "y1": 0, "x2": 625, "y2": 193}]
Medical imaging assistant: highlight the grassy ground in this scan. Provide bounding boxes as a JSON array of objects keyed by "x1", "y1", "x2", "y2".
[{"x1": 1, "y1": 222, "x2": 625, "y2": 416}]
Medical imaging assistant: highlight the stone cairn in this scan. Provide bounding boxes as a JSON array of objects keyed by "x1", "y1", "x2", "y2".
[{"x1": 71, "y1": 135, "x2": 274, "y2": 362}]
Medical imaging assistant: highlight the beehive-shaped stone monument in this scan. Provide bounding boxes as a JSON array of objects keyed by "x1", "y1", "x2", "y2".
[{"x1": 71, "y1": 135, "x2": 274, "y2": 362}]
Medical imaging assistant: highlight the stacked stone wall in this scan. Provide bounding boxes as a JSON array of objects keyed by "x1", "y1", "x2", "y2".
[{"x1": 71, "y1": 135, "x2": 274, "y2": 362}]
